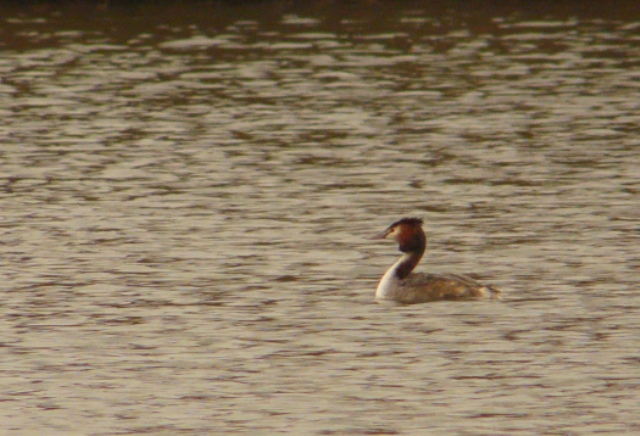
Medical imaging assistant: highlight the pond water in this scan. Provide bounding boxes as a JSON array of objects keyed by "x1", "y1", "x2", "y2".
[{"x1": 1, "y1": 1, "x2": 639, "y2": 434}]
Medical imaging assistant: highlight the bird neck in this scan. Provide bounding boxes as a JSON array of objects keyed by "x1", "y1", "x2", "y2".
[
  {"x1": 392, "y1": 248, "x2": 424, "y2": 280},
  {"x1": 393, "y1": 228, "x2": 426, "y2": 279}
]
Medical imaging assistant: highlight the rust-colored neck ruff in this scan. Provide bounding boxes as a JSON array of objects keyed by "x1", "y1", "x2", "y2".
[{"x1": 394, "y1": 226, "x2": 426, "y2": 279}]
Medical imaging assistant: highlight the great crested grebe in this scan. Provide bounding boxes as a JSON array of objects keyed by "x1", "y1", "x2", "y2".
[{"x1": 372, "y1": 217, "x2": 501, "y2": 304}]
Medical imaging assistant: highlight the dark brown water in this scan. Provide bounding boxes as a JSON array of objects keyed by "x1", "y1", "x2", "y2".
[{"x1": 1, "y1": 1, "x2": 639, "y2": 434}]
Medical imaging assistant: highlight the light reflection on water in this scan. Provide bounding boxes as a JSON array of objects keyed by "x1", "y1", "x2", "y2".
[{"x1": 1, "y1": 1, "x2": 639, "y2": 434}]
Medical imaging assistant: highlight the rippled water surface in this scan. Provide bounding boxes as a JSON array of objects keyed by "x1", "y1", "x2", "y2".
[{"x1": 1, "y1": 1, "x2": 639, "y2": 434}]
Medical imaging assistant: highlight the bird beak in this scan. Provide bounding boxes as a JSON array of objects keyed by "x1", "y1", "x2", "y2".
[{"x1": 370, "y1": 229, "x2": 390, "y2": 240}]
